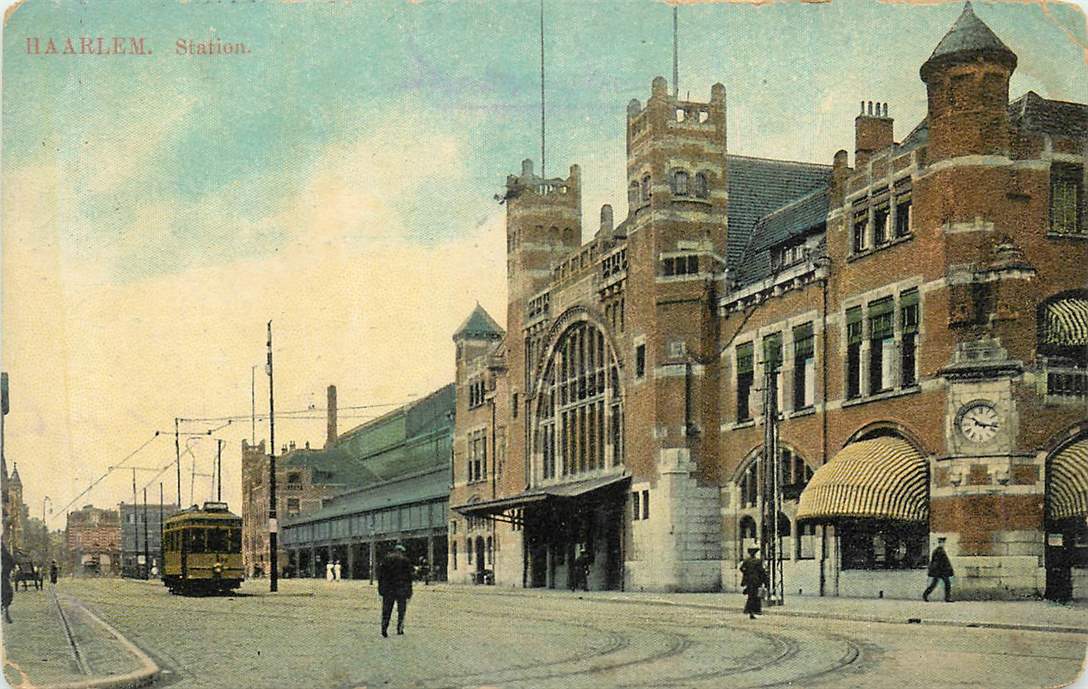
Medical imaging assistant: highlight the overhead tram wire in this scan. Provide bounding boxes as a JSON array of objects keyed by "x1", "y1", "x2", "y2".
[
  {"x1": 175, "y1": 399, "x2": 419, "y2": 424},
  {"x1": 50, "y1": 432, "x2": 164, "y2": 523}
]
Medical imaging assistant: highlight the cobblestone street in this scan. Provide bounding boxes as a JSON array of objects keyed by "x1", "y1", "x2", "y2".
[{"x1": 7, "y1": 578, "x2": 1084, "y2": 689}]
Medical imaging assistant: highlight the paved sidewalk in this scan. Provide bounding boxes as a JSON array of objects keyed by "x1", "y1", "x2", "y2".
[
  {"x1": 372, "y1": 581, "x2": 1088, "y2": 634},
  {"x1": 1, "y1": 582, "x2": 158, "y2": 689}
]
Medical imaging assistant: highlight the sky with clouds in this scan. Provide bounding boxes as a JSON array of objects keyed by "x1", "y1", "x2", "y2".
[{"x1": 1, "y1": 0, "x2": 1085, "y2": 528}]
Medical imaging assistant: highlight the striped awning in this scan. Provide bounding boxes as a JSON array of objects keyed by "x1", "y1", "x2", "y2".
[
  {"x1": 1042, "y1": 297, "x2": 1088, "y2": 347},
  {"x1": 796, "y1": 437, "x2": 928, "y2": 522},
  {"x1": 1048, "y1": 439, "x2": 1088, "y2": 521}
]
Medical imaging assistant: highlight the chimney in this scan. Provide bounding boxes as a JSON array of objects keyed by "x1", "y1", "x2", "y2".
[
  {"x1": 325, "y1": 385, "x2": 337, "y2": 449},
  {"x1": 854, "y1": 101, "x2": 894, "y2": 169}
]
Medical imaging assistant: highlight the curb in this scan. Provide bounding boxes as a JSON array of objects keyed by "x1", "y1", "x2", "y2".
[
  {"x1": 420, "y1": 583, "x2": 1088, "y2": 636},
  {"x1": 41, "y1": 595, "x2": 161, "y2": 689}
]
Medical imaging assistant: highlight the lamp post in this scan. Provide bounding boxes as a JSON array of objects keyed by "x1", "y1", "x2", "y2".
[{"x1": 267, "y1": 321, "x2": 278, "y2": 593}]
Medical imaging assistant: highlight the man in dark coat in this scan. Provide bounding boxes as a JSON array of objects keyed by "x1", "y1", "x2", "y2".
[
  {"x1": 923, "y1": 537, "x2": 954, "y2": 602},
  {"x1": 739, "y1": 547, "x2": 767, "y2": 619},
  {"x1": 377, "y1": 544, "x2": 413, "y2": 637},
  {"x1": 571, "y1": 548, "x2": 592, "y2": 592},
  {"x1": 49, "y1": 561, "x2": 59, "y2": 589},
  {"x1": 2, "y1": 544, "x2": 14, "y2": 623}
]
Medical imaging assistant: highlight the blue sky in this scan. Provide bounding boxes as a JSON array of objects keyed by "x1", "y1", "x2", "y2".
[{"x1": 2, "y1": 0, "x2": 1086, "y2": 518}]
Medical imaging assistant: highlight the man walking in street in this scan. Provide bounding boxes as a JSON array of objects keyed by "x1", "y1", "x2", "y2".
[
  {"x1": 923, "y1": 536, "x2": 954, "y2": 602},
  {"x1": 739, "y1": 547, "x2": 768, "y2": 620},
  {"x1": 377, "y1": 544, "x2": 413, "y2": 637},
  {"x1": 49, "y1": 560, "x2": 58, "y2": 590}
]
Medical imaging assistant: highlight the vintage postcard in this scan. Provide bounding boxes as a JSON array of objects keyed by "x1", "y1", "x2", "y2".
[{"x1": 1, "y1": 0, "x2": 1087, "y2": 687}]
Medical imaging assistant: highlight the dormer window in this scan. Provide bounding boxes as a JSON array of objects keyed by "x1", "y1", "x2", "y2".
[
  {"x1": 694, "y1": 172, "x2": 709, "y2": 199},
  {"x1": 671, "y1": 170, "x2": 689, "y2": 196}
]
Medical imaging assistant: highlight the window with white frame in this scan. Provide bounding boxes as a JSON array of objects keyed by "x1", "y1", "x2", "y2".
[
  {"x1": 868, "y1": 297, "x2": 896, "y2": 394},
  {"x1": 792, "y1": 323, "x2": 815, "y2": 410}
]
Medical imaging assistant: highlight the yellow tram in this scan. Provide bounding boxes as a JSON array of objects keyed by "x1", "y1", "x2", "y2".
[{"x1": 162, "y1": 501, "x2": 244, "y2": 595}]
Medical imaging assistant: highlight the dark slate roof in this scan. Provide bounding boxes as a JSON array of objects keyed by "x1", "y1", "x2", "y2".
[
  {"x1": 282, "y1": 466, "x2": 449, "y2": 526},
  {"x1": 1009, "y1": 91, "x2": 1088, "y2": 139},
  {"x1": 922, "y1": 2, "x2": 1016, "y2": 77},
  {"x1": 453, "y1": 304, "x2": 504, "y2": 341},
  {"x1": 280, "y1": 384, "x2": 454, "y2": 487},
  {"x1": 734, "y1": 188, "x2": 829, "y2": 286},
  {"x1": 726, "y1": 154, "x2": 831, "y2": 268}
]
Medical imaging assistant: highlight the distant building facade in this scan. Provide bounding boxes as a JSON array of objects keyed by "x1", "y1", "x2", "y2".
[
  {"x1": 65, "y1": 505, "x2": 121, "y2": 576},
  {"x1": 1, "y1": 372, "x2": 28, "y2": 553},
  {"x1": 453, "y1": 5, "x2": 1088, "y2": 600},
  {"x1": 119, "y1": 501, "x2": 178, "y2": 576},
  {"x1": 280, "y1": 385, "x2": 454, "y2": 580}
]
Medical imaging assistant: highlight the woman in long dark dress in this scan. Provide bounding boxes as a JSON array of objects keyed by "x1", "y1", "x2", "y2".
[
  {"x1": 739, "y1": 547, "x2": 767, "y2": 620},
  {"x1": 2, "y1": 544, "x2": 14, "y2": 623}
]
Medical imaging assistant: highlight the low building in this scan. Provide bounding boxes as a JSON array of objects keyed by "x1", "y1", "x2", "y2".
[
  {"x1": 65, "y1": 505, "x2": 121, "y2": 576},
  {"x1": 280, "y1": 385, "x2": 454, "y2": 580},
  {"x1": 119, "y1": 501, "x2": 178, "y2": 577}
]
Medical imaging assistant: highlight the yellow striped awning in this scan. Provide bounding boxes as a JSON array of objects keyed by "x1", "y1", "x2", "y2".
[
  {"x1": 1048, "y1": 439, "x2": 1088, "y2": 521},
  {"x1": 796, "y1": 437, "x2": 928, "y2": 522},
  {"x1": 1042, "y1": 297, "x2": 1088, "y2": 347}
]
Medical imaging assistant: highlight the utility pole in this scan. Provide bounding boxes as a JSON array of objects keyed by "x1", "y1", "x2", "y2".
[
  {"x1": 266, "y1": 321, "x2": 278, "y2": 593},
  {"x1": 132, "y1": 468, "x2": 138, "y2": 577},
  {"x1": 761, "y1": 358, "x2": 784, "y2": 607},
  {"x1": 143, "y1": 487, "x2": 150, "y2": 579},
  {"x1": 174, "y1": 418, "x2": 182, "y2": 507},
  {"x1": 251, "y1": 364, "x2": 257, "y2": 444},
  {"x1": 217, "y1": 439, "x2": 223, "y2": 502},
  {"x1": 159, "y1": 482, "x2": 164, "y2": 577}
]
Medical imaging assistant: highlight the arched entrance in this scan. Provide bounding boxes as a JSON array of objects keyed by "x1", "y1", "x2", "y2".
[{"x1": 1044, "y1": 437, "x2": 1088, "y2": 601}]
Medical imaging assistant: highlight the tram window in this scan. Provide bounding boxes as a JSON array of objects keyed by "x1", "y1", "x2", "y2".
[
  {"x1": 207, "y1": 528, "x2": 227, "y2": 552},
  {"x1": 230, "y1": 529, "x2": 242, "y2": 551},
  {"x1": 188, "y1": 529, "x2": 206, "y2": 553}
]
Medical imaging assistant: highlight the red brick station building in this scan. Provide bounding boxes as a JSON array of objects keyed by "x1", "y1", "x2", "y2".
[{"x1": 450, "y1": 4, "x2": 1088, "y2": 601}]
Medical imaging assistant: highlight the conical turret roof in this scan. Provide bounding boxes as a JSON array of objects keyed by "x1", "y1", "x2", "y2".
[
  {"x1": 10, "y1": 463, "x2": 21, "y2": 486},
  {"x1": 921, "y1": 2, "x2": 1016, "y2": 80},
  {"x1": 453, "y1": 303, "x2": 504, "y2": 341}
]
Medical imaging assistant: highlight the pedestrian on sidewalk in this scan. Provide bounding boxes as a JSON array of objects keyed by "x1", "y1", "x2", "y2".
[
  {"x1": 2, "y1": 544, "x2": 14, "y2": 623},
  {"x1": 740, "y1": 547, "x2": 768, "y2": 620},
  {"x1": 923, "y1": 537, "x2": 954, "y2": 602},
  {"x1": 49, "y1": 560, "x2": 58, "y2": 590},
  {"x1": 377, "y1": 544, "x2": 413, "y2": 637},
  {"x1": 325, "y1": 560, "x2": 335, "y2": 582},
  {"x1": 334, "y1": 560, "x2": 342, "y2": 581},
  {"x1": 572, "y1": 548, "x2": 592, "y2": 592}
]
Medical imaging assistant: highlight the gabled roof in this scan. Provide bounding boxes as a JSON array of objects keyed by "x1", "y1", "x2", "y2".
[
  {"x1": 453, "y1": 303, "x2": 504, "y2": 341},
  {"x1": 726, "y1": 154, "x2": 831, "y2": 269},
  {"x1": 734, "y1": 187, "x2": 829, "y2": 286},
  {"x1": 921, "y1": 2, "x2": 1016, "y2": 79}
]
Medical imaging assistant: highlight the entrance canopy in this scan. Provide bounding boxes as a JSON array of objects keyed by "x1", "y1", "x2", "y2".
[
  {"x1": 797, "y1": 437, "x2": 928, "y2": 522},
  {"x1": 452, "y1": 473, "x2": 630, "y2": 521},
  {"x1": 1049, "y1": 438, "x2": 1088, "y2": 521},
  {"x1": 1042, "y1": 297, "x2": 1088, "y2": 347}
]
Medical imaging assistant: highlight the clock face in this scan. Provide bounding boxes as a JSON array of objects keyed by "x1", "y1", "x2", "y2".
[{"x1": 958, "y1": 403, "x2": 1000, "y2": 444}]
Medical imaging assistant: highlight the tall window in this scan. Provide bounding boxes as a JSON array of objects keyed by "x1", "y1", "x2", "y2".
[
  {"x1": 900, "y1": 289, "x2": 919, "y2": 387},
  {"x1": 641, "y1": 175, "x2": 652, "y2": 202},
  {"x1": 1051, "y1": 163, "x2": 1084, "y2": 235},
  {"x1": 694, "y1": 172, "x2": 709, "y2": 199},
  {"x1": 873, "y1": 196, "x2": 890, "y2": 246},
  {"x1": 894, "y1": 187, "x2": 912, "y2": 237},
  {"x1": 635, "y1": 344, "x2": 646, "y2": 378},
  {"x1": 868, "y1": 297, "x2": 895, "y2": 394},
  {"x1": 536, "y1": 321, "x2": 623, "y2": 481},
  {"x1": 467, "y1": 430, "x2": 487, "y2": 483},
  {"x1": 736, "y1": 343, "x2": 754, "y2": 421},
  {"x1": 846, "y1": 307, "x2": 863, "y2": 399},
  {"x1": 852, "y1": 210, "x2": 868, "y2": 253},
  {"x1": 672, "y1": 170, "x2": 689, "y2": 196},
  {"x1": 793, "y1": 323, "x2": 815, "y2": 410}
]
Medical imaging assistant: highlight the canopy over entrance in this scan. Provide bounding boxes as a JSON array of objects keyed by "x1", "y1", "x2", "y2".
[
  {"x1": 797, "y1": 437, "x2": 928, "y2": 522},
  {"x1": 1041, "y1": 297, "x2": 1088, "y2": 347},
  {"x1": 1048, "y1": 438, "x2": 1088, "y2": 521},
  {"x1": 452, "y1": 473, "x2": 630, "y2": 523}
]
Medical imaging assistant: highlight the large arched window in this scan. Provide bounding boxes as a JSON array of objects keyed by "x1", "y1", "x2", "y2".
[{"x1": 535, "y1": 320, "x2": 623, "y2": 482}]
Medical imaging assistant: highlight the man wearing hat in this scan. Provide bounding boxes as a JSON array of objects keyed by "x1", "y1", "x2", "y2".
[
  {"x1": 739, "y1": 547, "x2": 768, "y2": 620},
  {"x1": 377, "y1": 544, "x2": 414, "y2": 637},
  {"x1": 923, "y1": 536, "x2": 954, "y2": 602}
]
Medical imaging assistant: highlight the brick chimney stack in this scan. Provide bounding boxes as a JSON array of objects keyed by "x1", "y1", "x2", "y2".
[
  {"x1": 854, "y1": 100, "x2": 894, "y2": 169},
  {"x1": 325, "y1": 385, "x2": 337, "y2": 449}
]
